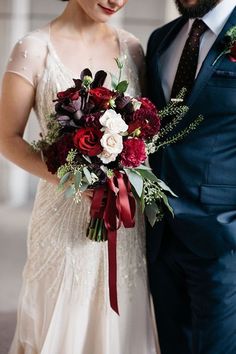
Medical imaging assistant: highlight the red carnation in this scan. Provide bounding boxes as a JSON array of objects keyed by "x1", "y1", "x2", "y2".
[
  {"x1": 44, "y1": 134, "x2": 74, "y2": 174},
  {"x1": 129, "y1": 108, "x2": 161, "y2": 139},
  {"x1": 57, "y1": 87, "x2": 80, "y2": 101},
  {"x1": 89, "y1": 87, "x2": 114, "y2": 109},
  {"x1": 73, "y1": 127, "x2": 103, "y2": 156},
  {"x1": 229, "y1": 42, "x2": 236, "y2": 62},
  {"x1": 121, "y1": 138, "x2": 147, "y2": 168}
]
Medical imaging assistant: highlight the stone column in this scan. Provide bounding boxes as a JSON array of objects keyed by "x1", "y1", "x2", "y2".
[{"x1": 6, "y1": 0, "x2": 31, "y2": 206}]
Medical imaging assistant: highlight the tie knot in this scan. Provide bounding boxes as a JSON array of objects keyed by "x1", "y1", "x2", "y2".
[{"x1": 189, "y1": 19, "x2": 208, "y2": 38}]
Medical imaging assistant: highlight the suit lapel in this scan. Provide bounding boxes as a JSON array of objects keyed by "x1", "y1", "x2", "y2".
[{"x1": 187, "y1": 6, "x2": 236, "y2": 108}]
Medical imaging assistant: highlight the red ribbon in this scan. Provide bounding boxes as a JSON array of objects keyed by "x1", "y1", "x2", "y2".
[{"x1": 90, "y1": 171, "x2": 136, "y2": 314}]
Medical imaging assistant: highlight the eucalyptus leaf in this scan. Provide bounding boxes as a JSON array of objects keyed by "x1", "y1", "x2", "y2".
[
  {"x1": 157, "y1": 179, "x2": 178, "y2": 197},
  {"x1": 59, "y1": 171, "x2": 71, "y2": 188},
  {"x1": 83, "y1": 167, "x2": 92, "y2": 184},
  {"x1": 116, "y1": 80, "x2": 129, "y2": 93},
  {"x1": 140, "y1": 191, "x2": 145, "y2": 213},
  {"x1": 145, "y1": 202, "x2": 159, "y2": 227},
  {"x1": 136, "y1": 168, "x2": 159, "y2": 183},
  {"x1": 75, "y1": 171, "x2": 82, "y2": 191},
  {"x1": 64, "y1": 185, "x2": 75, "y2": 199},
  {"x1": 124, "y1": 168, "x2": 143, "y2": 198},
  {"x1": 134, "y1": 164, "x2": 152, "y2": 171},
  {"x1": 159, "y1": 192, "x2": 174, "y2": 217}
]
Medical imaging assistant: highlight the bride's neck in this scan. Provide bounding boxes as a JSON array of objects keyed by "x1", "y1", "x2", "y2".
[{"x1": 53, "y1": 2, "x2": 108, "y2": 42}]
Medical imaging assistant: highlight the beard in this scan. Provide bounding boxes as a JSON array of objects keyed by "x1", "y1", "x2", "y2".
[{"x1": 174, "y1": 0, "x2": 220, "y2": 18}]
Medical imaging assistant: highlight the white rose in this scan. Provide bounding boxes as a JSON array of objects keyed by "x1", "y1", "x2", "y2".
[
  {"x1": 99, "y1": 109, "x2": 128, "y2": 133},
  {"x1": 100, "y1": 132, "x2": 123, "y2": 154},
  {"x1": 98, "y1": 150, "x2": 118, "y2": 164}
]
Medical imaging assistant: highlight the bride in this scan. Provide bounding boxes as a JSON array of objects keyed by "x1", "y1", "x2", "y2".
[{"x1": 0, "y1": 0, "x2": 159, "y2": 353}]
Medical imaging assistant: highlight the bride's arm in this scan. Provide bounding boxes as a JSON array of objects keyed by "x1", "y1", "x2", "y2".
[{"x1": 0, "y1": 72, "x2": 59, "y2": 185}]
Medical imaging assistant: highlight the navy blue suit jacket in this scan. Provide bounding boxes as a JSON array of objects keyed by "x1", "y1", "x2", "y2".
[{"x1": 146, "y1": 7, "x2": 236, "y2": 261}]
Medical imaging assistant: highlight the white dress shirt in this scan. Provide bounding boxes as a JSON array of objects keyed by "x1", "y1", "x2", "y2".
[{"x1": 159, "y1": 0, "x2": 236, "y2": 102}]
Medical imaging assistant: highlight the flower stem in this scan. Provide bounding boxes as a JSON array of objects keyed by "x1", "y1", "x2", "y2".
[{"x1": 87, "y1": 217, "x2": 107, "y2": 242}]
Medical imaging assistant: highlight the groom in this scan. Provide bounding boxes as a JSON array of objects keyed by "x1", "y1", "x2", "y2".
[{"x1": 146, "y1": 0, "x2": 236, "y2": 353}]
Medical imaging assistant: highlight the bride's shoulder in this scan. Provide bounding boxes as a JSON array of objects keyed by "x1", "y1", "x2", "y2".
[
  {"x1": 117, "y1": 28, "x2": 142, "y2": 48},
  {"x1": 6, "y1": 25, "x2": 50, "y2": 87},
  {"x1": 9, "y1": 25, "x2": 49, "y2": 63},
  {"x1": 116, "y1": 28, "x2": 144, "y2": 70},
  {"x1": 15, "y1": 25, "x2": 49, "y2": 50}
]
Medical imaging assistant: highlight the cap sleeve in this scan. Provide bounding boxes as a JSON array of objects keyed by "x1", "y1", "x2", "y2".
[{"x1": 6, "y1": 33, "x2": 48, "y2": 88}]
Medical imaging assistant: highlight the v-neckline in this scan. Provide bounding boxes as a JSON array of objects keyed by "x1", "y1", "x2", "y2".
[{"x1": 47, "y1": 22, "x2": 123, "y2": 79}]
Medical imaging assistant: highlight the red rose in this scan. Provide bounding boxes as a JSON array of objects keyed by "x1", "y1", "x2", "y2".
[
  {"x1": 139, "y1": 97, "x2": 157, "y2": 113},
  {"x1": 120, "y1": 138, "x2": 147, "y2": 168},
  {"x1": 89, "y1": 87, "x2": 114, "y2": 109},
  {"x1": 129, "y1": 108, "x2": 161, "y2": 139},
  {"x1": 229, "y1": 42, "x2": 236, "y2": 62},
  {"x1": 57, "y1": 87, "x2": 80, "y2": 101},
  {"x1": 44, "y1": 134, "x2": 74, "y2": 174},
  {"x1": 73, "y1": 127, "x2": 103, "y2": 156}
]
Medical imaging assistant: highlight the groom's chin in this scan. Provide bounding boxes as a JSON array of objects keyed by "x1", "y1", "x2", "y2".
[{"x1": 174, "y1": 0, "x2": 220, "y2": 18}]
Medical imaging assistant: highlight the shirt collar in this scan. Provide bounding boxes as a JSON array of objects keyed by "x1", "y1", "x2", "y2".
[{"x1": 187, "y1": 0, "x2": 236, "y2": 36}]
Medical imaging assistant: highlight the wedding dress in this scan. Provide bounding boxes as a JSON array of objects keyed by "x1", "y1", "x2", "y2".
[{"x1": 6, "y1": 25, "x2": 159, "y2": 354}]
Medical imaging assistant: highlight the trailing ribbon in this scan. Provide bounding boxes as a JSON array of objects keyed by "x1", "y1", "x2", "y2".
[{"x1": 90, "y1": 171, "x2": 136, "y2": 314}]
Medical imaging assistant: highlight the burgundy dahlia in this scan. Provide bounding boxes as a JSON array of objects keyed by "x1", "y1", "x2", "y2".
[
  {"x1": 129, "y1": 108, "x2": 161, "y2": 139},
  {"x1": 44, "y1": 134, "x2": 74, "y2": 174}
]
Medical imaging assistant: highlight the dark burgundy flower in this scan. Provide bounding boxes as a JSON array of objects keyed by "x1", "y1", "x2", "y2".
[
  {"x1": 139, "y1": 97, "x2": 157, "y2": 113},
  {"x1": 73, "y1": 127, "x2": 103, "y2": 156},
  {"x1": 57, "y1": 87, "x2": 80, "y2": 101},
  {"x1": 82, "y1": 112, "x2": 103, "y2": 129},
  {"x1": 89, "y1": 87, "x2": 114, "y2": 109},
  {"x1": 229, "y1": 42, "x2": 236, "y2": 62},
  {"x1": 128, "y1": 108, "x2": 161, "y2": 139},
  {"x1": 44, "y1": 134, "x2": 74, "y2": 174},
  {"x1": 120, "y1": 138, "x2": 147, "y2": 168}
]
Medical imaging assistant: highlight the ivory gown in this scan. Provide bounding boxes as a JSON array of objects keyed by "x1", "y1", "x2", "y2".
[{"x1": 6, "y1": 24, "x2": 160, "y2": 354}]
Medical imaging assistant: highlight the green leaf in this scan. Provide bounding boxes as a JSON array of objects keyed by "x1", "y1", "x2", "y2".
[
  {"x1": 116, "y1": 80, "x2": 129, "y2": 93},
  {"x1": 124, "y1": 168, "x2": 143, "y2": 198},
  {"x1": 140, "y1": 190, "x2": 145, "y2": 213},
  {"x1": 157, "y1": 179, "x2": 178, "y2": 197},
  {"x1": 145, "y1": 201, "x2": 159, "y2": 227},
  {"x1": 110, "y1": 72, "x2": 118, "y2": 90},
  {"x1": 159, "y1": 192, "x2": 174, "y2": 217},
  {"x1": 64, "y1": 185, "x2": 75, "y2": 199},
  {"x1": 58, "y1": 171, "x2": 71, "y2": 188},
  {"x1": 83, "y1": 167, "x2": 92, "y2": 184},
  {"x1": 75, "y1": 170, "x2": 82, "y2": 191},
  {"x1": 136, "y1": 168, "x2": 160, "y2": 183},
  {"x1": 134, "y1": 164, "x2": 151, "y2": 171}
]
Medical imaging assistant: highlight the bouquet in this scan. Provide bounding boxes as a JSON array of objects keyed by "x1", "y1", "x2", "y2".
[{"x1": 33, "y1": 58, "x2": 203, "y2": 313}]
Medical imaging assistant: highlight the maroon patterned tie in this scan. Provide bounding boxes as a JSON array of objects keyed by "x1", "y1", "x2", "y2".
[{"x1": 171, "y1": 19, "x2": 208, "y2": 100}]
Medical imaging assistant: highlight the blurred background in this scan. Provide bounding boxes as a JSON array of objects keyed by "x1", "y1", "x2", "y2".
[{"x1": 0, "y1": 0, "x2": 178, "y2": 353}]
